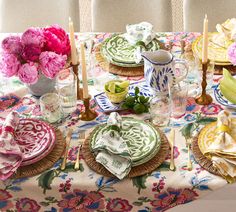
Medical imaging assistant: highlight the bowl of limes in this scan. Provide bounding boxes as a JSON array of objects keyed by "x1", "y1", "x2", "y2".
[{"x1": 104, "y1": 80, "x2": 130, "y2": 103}]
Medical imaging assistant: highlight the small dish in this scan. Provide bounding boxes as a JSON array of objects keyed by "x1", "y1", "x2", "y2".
[{"x1": 104, "y1": 80, "x2": 129, "y2": 103}]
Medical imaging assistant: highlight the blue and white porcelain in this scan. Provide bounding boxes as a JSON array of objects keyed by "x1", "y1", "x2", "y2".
[
  {"x1": 214, "y1": 84, "x2": 236, "y2": 109},
  {"x1": 94, "y1": 81, "x2": 153, "y2": 112},
  {"x1": 141, "y1": 50, "x2": 188, "y2": 92}
]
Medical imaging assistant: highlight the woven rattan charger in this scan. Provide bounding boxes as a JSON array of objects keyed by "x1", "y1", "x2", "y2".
[
  {"x1": 191, "y1": 134, "x2": 221, "y2": 176},
  {"x1": 82, "y1": 124, "x2": 170, "y2": 178},
  {"x1": 95, "y1": 41, "x2": 166, "y2": 77}
]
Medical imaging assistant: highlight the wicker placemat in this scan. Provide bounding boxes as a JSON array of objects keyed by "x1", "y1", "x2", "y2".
[
  {"x1": 95, "y1": 44, "x2": 144, "y2": 77},
  {"x1": 82, "y1": 126, "x2": 170, "y2": 178},
  {"x1": 14, "y1": 128, "x2": 65, "y2": 179},
  {"x1": 191, "y1": 134, "x2": 221, "y2": 176},
  {"x1": 95, "y1": 42, "x2": 166, "y2": 77},
  {"x1": 214, "y1": 64, "x2": 236, "y2": 75}
]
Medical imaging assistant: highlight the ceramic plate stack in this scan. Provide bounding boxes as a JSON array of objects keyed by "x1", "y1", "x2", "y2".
[
  {"x1": 0, "y1": 118, "x2": 56, "y2": 166},
  {"x1": 192, "y1": 32, "x2": 232, "y2": 66},
  {"x1": 90, "y1": 117, "x2": 161, "y2": 167},
  {"x1": 101, "y1": 34, "x2": 160, "y2": 67}
]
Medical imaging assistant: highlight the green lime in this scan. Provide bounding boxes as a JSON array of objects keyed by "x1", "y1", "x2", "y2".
[
  {"x1": 117, "y1": 80, "x2": 130, "y2": 89},
  {"x1": 108, "y1": 82, "x2": 116, "y2": 93},
  {"x1": 115, "y1": 85, "x2": 125, "y2": 93}
]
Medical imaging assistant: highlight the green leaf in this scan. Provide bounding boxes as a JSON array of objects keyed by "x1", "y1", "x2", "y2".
[
  {"x1": 40, "y1": 202, "x2": 50, "y2": 207},
  {"x1": 135, "y1": 87, "x2": 140, "y2": 96},
  {"x1": 132, "y1": 175, "x2": 148, "y2": 194},
  {"x1": 157, "y1": 161, "x2": 171, "y2": 171},
  {"x1": 62, "y1": 162, "x2": 77, "y2": 173},
  {"x1": 180, "y1": 123, "x2": 195, "y2": 139},
  {"x1": 195, "y1": 117, "x2": 217, "y2": 125},
  {"x1": 121, "y1": 103, "x2": 129, "y2": 110},
  {"x1": 125, "y1": 96, "x2": 136, "y2": 107},
  {"x1": 45, "y1": 196, "x2": 55, "y2": 201},
  {"x1": 79, "y1": 163, "x2": 84, "y2": 172},
  {"x1": 133, "y1": 201, "x2": 143, "y2": 206},
  {"x1": 38, "y1": 170, "x2": 55, "y2": 194},
  {"x1": 138, "y1": 96, "x2": 146, "y2": 104},
  {"x1": 133, "y1": 103, "x2": 145, "y2": 114}
]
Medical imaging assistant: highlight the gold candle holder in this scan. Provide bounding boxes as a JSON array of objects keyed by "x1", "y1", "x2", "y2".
[
  {"x1": 195, "y1": 60, "x2": 213, "y2": 105},
  {"x1": 71, "y1": 63, "x2": 83, "y2": 100},
  {"x1": 80, "y1": 97, "x2": 97, "y2": 121}
]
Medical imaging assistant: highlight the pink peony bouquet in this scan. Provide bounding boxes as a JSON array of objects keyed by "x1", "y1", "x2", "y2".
[
  {"x1": 0, "y1": 25, "x2": 70, "y2": 84},
  {"x1": 228, "y1": 42, "x2": 236, "y2": 65}
]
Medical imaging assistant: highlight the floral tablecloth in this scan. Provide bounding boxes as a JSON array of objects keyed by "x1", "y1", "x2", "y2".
[{"x1": 0, "y1": 32, "x2": 230, "y2": 212}]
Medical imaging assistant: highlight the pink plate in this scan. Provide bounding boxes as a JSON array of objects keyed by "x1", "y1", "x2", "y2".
[{"x1": 15, "y1": 119, "x2": 56, "y2": 165}]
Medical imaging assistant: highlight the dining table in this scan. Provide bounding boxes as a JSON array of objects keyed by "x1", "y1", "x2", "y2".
[{"x1": 0, "y1": 31, "x2": 236, "y2": 212}]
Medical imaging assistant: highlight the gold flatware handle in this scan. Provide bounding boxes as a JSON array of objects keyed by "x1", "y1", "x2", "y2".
[
  {"x1": 61, "y1": 129, "x2": 73, "y2": 170},
  {"x1": 74, "y1": 145, "x2": 81, "y2": 170},
  {"x1": 170, "y1": 146, "x2": 175, "y2": 171},
  {"x1": 169, "y1": 129, "x2": 175, "y2": 171},
  {"x1": 187, "y1": 144, "x2": 192, "y2": 171}
]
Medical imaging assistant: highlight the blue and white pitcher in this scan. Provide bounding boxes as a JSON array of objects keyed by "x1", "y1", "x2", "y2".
[{"x1": 141, "y1": 50, "x2": 188, "y2": 92}]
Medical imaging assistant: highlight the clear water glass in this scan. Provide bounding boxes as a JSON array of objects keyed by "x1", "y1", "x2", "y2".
[
  {"x1": 150, "y1": 92, "x2": 171, "y2": 127},
  {"x1": 56, "y1": 68, "x2": 77, "y2": 115},
  {"x1": 40, "y1": 93, "x2": 63, "y2": 123},
  {"x1": 171, "y1": 82, "x2": 188, "y2": 119}
]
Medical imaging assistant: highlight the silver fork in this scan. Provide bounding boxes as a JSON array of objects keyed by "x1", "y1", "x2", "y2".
[{"x1": 186, "y1": 138, "x2": 192, "y2": 171}]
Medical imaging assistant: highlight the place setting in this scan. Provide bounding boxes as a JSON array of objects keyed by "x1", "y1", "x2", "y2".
[{"x1": 95, "y1": 22, "x2": 167, "y2": 77}]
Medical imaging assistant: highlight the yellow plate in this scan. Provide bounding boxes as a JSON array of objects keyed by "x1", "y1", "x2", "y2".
[
  {"x1": 192, "y1": 32, "x2": 232, "y2": 66},
  {"x1": 198, "y1": 119, "x2": 236, "y2": 155}
]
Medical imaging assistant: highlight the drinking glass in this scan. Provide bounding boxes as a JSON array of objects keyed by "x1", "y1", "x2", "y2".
[
  {"x1": 150, "y1": 91, "x2": 171, "y2": 127},
  {"x1": 171, "y1": 82, "x2": 188, "y2": 119},
  {"x1": 56, "y1": 68, "x2": 77, "y2": 115},
  {"x1": 40, "y1": 93, "x2": 63, "y2": 123}
]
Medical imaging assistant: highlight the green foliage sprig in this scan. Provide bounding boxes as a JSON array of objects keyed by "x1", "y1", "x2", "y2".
[{"x1": 121, "y1": 87, "x2": 150, "y2": 114}]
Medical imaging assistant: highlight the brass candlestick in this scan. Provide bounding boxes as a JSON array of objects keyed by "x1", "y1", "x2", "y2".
[
  {"x1": 80, "y1": 97, "x2": 97, "y2": 121},
  {"x1": 195, "y1": 60, "x2": 213, "y2": 105},
  {"x1": 71, "y1": 63, "x2": 83, "y2": 100}
]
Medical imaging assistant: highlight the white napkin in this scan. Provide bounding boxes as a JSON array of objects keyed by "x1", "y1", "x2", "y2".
[
  {"x1": 124, "y1": 22, "x2": 156, "y2": 46},
  {"x1": 92, "y1": 112, "x2": 132, "y2": 179}
]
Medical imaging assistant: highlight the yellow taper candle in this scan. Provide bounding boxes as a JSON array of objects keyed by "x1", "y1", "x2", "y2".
[
  {"x1": 202, "y1": 14, "x2": 208, "y2": 64},
  {"x1": 69, "y1": 17, "x2": 77, "y2": 65},
  {"x1": 80, "y1": 43, "x2": 89, "y2": 99}
]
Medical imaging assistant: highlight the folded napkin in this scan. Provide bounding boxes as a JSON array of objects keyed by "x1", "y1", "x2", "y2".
[
  {"x1": 92, "y1": 112, "x2": 132, "y2": 179},
  {"x1": 216, "y1": 18, "x2": 236, "y2": 41},
  {"x1": 124, "y1": 22, "x2": 156, "y2": 46},
  {"x1": 204, "y1": 110, "x2": 236, "y2": 182},
  {"x1": 123, "y1": 22, "x2": 156, "y2": 64},
  {"x1": 0, "y1": 111, "x2": 23, "y2": 180}
]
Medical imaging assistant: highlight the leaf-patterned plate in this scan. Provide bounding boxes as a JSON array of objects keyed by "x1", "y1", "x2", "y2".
[
  {"x1": 101, "y1": 34, "x2": 160, "y2": 67},
  {"x1": 90, "y1": 117, "x2": 161, "y2": 167},
  {"x1": 198, "y1": 119, "x2": 236, "y2": 155},
  {"x1": 192, "y1": 33, "x2": 232, "y2": 65},
  {"x1": 214, "y1": 84, "x2": 236, "y2": 109},
  {"x1": 94, "y1": 80, "x2": 153, "y2": 113}
]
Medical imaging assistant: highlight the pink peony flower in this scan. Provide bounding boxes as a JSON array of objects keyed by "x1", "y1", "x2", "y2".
[
  {"x1": 0, "y1": 53, "x2": 20, "y2": 77},
  {"x1": 18, "y1": 63, "x2": 39, "y2": 84},
  {"x1": 2, "y1": 35, "x2": 23, "y2": 55},
  {"x1": 22, "y1": 44, "x2": 42, "y2": 62},
  {"x1": 22, "y1": 27, "x2": 45, "y2": 48},
  {"x1": 228, "y1": 42, "x2": 236, "y2": 65},
  {"x1": 39, "y1": 51, "x2": 67, "y2": 79},
  {"x1": 43, "y1": 25, "x2": 71, "y2": 56}
]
